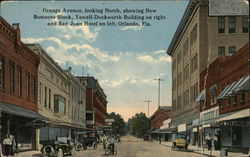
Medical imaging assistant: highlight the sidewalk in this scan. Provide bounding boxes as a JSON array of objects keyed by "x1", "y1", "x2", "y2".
[{"x1": 160, "y1": 141, "x2": 248, "y2": 157}]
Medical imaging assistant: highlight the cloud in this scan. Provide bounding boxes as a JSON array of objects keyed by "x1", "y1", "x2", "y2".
[
  {"x1": 159, "y1": 55, "x2": 172, "y2": 62},
  {"x1": 153, "y1": 49, "x2": 165, "y2": 54},
  {"x1": 137, "y1": 55, "x2": 154, "y2": 63},
  {"x1": 22, "y1": 37, "x2": 120, "y2": 66},
  {"x1": 121, "y1": 25, "x2": 144, "y2": 31}
]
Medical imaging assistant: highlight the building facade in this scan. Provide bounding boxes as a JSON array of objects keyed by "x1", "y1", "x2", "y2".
[
  {"x1": 166, "y1": 0, "x2": 248, "y2": 141},
  {"x1": 64, "y1": 67, "x2": 86, "y2": 134},
  {"x1": 0, "y1": 17, "x2": 41, "y2": 152},
  {"x1": 26, "y1": 44, "x2": 77, "y2": 149},
  {"x1": 77, "y1": 77, "x2": 107, "y2": 130},
  {"x1": 197, "y1": 43, "x2": 249, "y2": 151}
]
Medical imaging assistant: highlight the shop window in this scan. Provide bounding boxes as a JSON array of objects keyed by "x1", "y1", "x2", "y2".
[
  {"x1": 0, "y1": 57, "x2": 4, "y2": 89},
  {"x1": 218, "y1": 17, "x2": 225, "y2": 33},
  {"x1": 228, "y1": 46, "x2": 236, "y2": 56},
  {"x1": 218, "y1": 46, "x2": 225, "y2": 56},
  {"x1": 240, "y1": 93, "x2": 245, "y2": 103},
  {"x1": 242, "y1": 16, "x2": 249, "y2": 33},
  {"x1": 10, "y1": 62, "x2": 15, "y2": 94},
  {"x1": 228, "y1": 16, "x2": 236, "y2": 33}
]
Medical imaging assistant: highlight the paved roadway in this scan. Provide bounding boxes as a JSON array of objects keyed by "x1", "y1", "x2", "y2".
[{"x1": 74, "y1": 136, "x2": 206, "y2": 157}]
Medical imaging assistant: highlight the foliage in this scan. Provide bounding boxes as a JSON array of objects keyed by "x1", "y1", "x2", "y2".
[
  {"x1": 127, "y1": 112, "x2": 149, "y2": 138},
  {"x1": 107, "y1": 112, "x2": 126, "y2": 136}
]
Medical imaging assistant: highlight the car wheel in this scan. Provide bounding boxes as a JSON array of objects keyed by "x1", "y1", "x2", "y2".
[
  {"x1": 57, "y1": 148, "x2": 64, "y2": 157},
  {"x1": 75, "y1": 143, "x2": 83, "y2": 151},
  {"x1": 93, "y1": 143, "x2": 97, "y2": 149}
]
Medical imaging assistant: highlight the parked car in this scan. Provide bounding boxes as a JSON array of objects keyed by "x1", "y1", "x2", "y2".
[
  {"x1": 143, "y1": 134, "x2": 149, "y2": 141},
  {"x1": 75, "y1": 131, "x2": 99, "y2": 150},
  {"x1": 172, "y1": 133, "x2": 188, "y2": 150},
  {"x1": 41, "y1": 137, "x2": 81, "y2": 157}
]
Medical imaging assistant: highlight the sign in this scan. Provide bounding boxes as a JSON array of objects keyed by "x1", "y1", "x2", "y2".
[
  {"x1": 105, "y1": 119, "x2": 115, "y2": 123},
  {"x1": 209, "y1": 0, "x2": 249, "y2": 16},
  {"x1": 211, "y1": 121, "x2": 250, "y2": 127},
  {"x1": 178, "y1": 124, "x2": 186, "y2": 132}
]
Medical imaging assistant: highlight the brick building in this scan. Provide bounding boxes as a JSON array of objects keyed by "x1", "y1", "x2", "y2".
[
  {"x1": 0, "y1": 16, "x2": 41, "y2": 152},
  {"x1": 150, "y1": 106, "x2": 172, "y2": 130},
  {"x1": 196, "y1": 43, "x2": 249, "y2": 151},
  {"x1": 77, "y1": 76, "x2": 107, "y2": 130}
]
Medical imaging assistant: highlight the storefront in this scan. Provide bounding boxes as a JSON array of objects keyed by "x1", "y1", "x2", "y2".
[{"x1": 0, "y1": 102, "x2": 44, "y2": 152}]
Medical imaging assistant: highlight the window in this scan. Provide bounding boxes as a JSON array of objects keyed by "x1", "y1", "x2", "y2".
[
  {"x1": 227, "y1": 96, "x2": 231, "y2": 105},
  {"x1": 39, "y1": 82, "x2": 42, "y2": 103},
  {"x1": 183, "y1": 64, "x2": 189, "y2": 81},
  {"x1": 32, "y1": 78, "x2": 36, "y2": 101},
  {"x1": 190, "y1": 24, "x2": 198, "y2": 46},
  {"x1": 218, "y1": 46, "x2": 225, "y2": 56},
  {"x1": 183, "y1": 38, "x2": 189, "y2": 57},
  {"x1": 191, "y1": 54, "x2": 198, "y2": 73},
  {"x1": 18, "y1": 68, "x2": 22, "y2": 96},
  {"x1": 229, "y1": 46, "x2": 236, "y2": 56},
  {"x1": 240, "y1": 93, "x2": 245, "y2": 103},
  {"x1": 177, "y1": 51, "x2": 182, "y2": 64},
  {"x1": 10, "y1": 63, "x2": 15, "y2": 94},
  {"x1": 242, "y1": 16, "x2": 249, "y2": 33},
  {"x1": 45, "y1": 86, "x2": 47, "y2": 107},
  {"x1": 233, "y1": 96, "x2": 237, "y2": 104},
  {"x1": 218, "y1": 17, "x2": 225, "y2": 33},
  {"x1": 26, "y1": 74, "x2": 30, "y2": 99},
  {"x1": 49, "y1": 89, "x2": 51, "y2": 108},
  {"x1": 54, "y1": 95, "x2": 66, "y2": 114},
  {"x1": 228, "y1": 16, "x2": 236, "y2": 33},
  {"x1": 0, "y1": 58, "x2": 4, "y2": 89},
  {"x1": 172, "y1": 59, "x2": 176, "y2": 71}
]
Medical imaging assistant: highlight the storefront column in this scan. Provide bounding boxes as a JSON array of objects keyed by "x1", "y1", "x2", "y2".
[{"x1": 35, "y1": 129, "x2": 40, "y2": 150}]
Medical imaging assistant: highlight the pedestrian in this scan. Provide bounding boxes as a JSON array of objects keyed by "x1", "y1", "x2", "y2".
[
  {"x1": 3, "y1": 133, "x2": 12, "y2": 156},
  {"x1": 10, "y1": 134, "x2": 16, "y2": 155},
  {"x1": 205, "y1": 133, "x2": 212, "y2": 150},
  {"x1": 102, "y1": 134, "x2": 107, "y2": 150}
]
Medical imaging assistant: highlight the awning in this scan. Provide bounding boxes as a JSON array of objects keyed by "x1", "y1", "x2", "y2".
[
  {"x1": 235, "y1": 75, "x2": 249, "y2": 92},
  {"x1": 195, "y1": 89, "x2": 205, "y2": 102},
  {"x1": 216, "y1": 108, "x2": 250, "y2": 122},
  {"x1": 227, "y1": 77, "x2": 245, "y2": 95},
  {"x1": 150, "y1": 129, "x2": 172, "y2": 134},
  {"x1": 0, "y1": 101, "x2": 45, "y2": 119},
  {"x1": 217, "y1": 82, "x2": 236, "y2": 99}
]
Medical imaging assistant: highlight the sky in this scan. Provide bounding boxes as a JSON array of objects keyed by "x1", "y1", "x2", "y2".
[{"x1": 0, "y1": 0, "x2": 188, "y2": 122}]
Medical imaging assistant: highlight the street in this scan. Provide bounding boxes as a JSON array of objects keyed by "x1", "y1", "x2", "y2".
[{"x1": 76, "y1": 136, "x2": 205, "y2": 157}]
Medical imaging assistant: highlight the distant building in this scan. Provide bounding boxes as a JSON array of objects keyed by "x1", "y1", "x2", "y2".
[
  {"x1": 196, "y1": 43, "x2": 249, "y2": 151},
  {"x1": 166, "y1": 0, "x2": 248, "y2": 145},
  {"x1": 0, "y1": 17, "x2": 41, "y2": 152},
  {"x1": 77, "y1": 76, "x2": 107, "y2": 130},
  {"x1": 148, "y1": 106, "x2": 172, "y2": 141}
]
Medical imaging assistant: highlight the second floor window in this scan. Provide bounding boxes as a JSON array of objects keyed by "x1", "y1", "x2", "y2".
[
  {"x1": 18, "y1": 68, "x2": 22, "y2": 96},
  {"x1": 228, "y1": 16, "x2": 236, "y2": 33},
  {"x1": 54, "y1": 95, "x2": 66, "y2": 114},
  {"x1": 10, "y1": 63, "x2": 15, "y2": 94},
  {"x1": 242, "y1": 16, "x2": 249, "y2": 33},
  {"x1": 26, "y1": 74, "x2": 30, "y2": 99},
  {"x1": 218, "y1": 46, "x2": 225, "y2": 56},
  {"x1": 218, "y1": 17, "x2": 225, "y2": 33},
  {"x1": 0, "y1": 58, "x2": 4, "y2": 89},
  {"x1": 229, "y1": 46, "x2": 236, "y2": 56},
  {"x1": 32, "y1": 78, "x2": 36, "y2": 101}
]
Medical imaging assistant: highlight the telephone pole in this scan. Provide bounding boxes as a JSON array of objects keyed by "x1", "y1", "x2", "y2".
[
  {"x1": 144, "y1": 100, "x2": 152, "y2": 117},
  {"x1": 154, "y1": 78, "x2": 164, "y2": 108}
]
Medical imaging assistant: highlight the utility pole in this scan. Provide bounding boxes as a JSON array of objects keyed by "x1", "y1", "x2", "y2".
[
  {"x1": 144, "y1": 100, "x2": 152, "y2": 117},
  {"x1": 154, "y1": 78, "x2": 164, "y2": 108}
]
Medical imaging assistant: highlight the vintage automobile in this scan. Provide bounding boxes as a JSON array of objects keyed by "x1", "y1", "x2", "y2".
[
  {"x1": 41, "y1": 137, "x2": 82, "y2": 157},
  {"x1": 75, "y1": 131, "x2": 99, "y2": 150},
  {"x1": 172, "y1": 133, "x2": 188, "y2": 150}
]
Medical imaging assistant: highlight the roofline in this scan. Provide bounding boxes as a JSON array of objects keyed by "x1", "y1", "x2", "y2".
[{"x1": 166, "y1": 0, "x2": 207, "y2": 56}]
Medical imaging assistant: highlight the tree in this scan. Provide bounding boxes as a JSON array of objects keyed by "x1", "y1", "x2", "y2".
[
  {"x1": 107, "y1": 112, "x2": 126, "y2": 136},
  {"x1": 127, "y1": 112, "x2": 149, "y2": 138}
]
